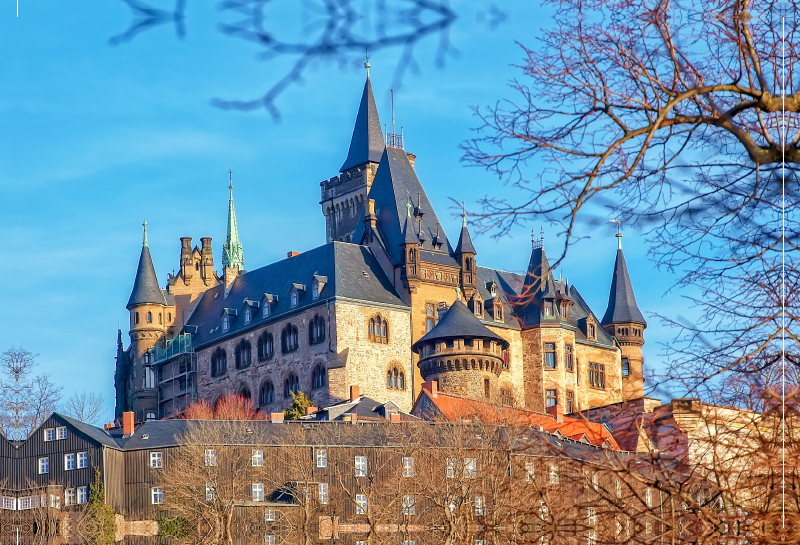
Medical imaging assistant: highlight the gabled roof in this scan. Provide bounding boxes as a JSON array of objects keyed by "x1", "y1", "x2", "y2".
[
  {"x1": 354, "y1": 147, "x2": 453, "y2": 265},
  {"x1": 340, "y1": 77, "x2": 386, "y2": 172},
  {"x1": 601, "y1": 248, "x2": 646, "y2": 326},
  {"x1": 56, "y1": 413, "x2": 123, "y2": 449},
  {"x1": 413, "y1": 299, "x2": 507, "y2": 351},
  {"x1": 127, "y1": 243, "x2": 166, "y2": 308},
  {"x1": 185, "y1": 242, "x2": 408, "y2": 348},
  {"x1": 412, "y1": 388, "x2": 620, "y2": 450},
  {"x1": 303, "y1": 397, "x2": 417, "y2": 422}
]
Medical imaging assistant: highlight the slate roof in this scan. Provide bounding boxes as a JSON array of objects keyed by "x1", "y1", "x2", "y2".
[
  {"x1": 55, "y1": 414, "x2": 122, "y2": 449},
  {"x1": 413, "y1": 299, "x2": 508, "y2": 351},
  {"x1": 185, "y1": 242, "x2": 408, "y2": 348},
  {"x1": 354, "y1": 147, "x2": 453, "y2": 265},
  {"x1": 304, "y1": 397, "x2": 417, "y2": 422},
  {"x1": 601, "y1": 248, "x2": 647, "y2": 326},
  {"x1": 127, "y1": 244, "x2": 166, "y2": 308},
  {"x1": 340, "y1": 77, "x2": 386, "y2": 172},
  {"x1": 454, "y1": 220, "x2": 476, "y2": 255}
]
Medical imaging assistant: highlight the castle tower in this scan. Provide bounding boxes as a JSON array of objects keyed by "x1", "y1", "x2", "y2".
[
  {"x1": 124, "y1": 221, "x2": 165, "y2": 422},
  {"x1": 400, "y1": 212, "x2": 420, "y2": 292},
  {"x1": 412, "y1": 299, "x2": 510, "y2": 402},
  {"x1": 454, "y1": 209, "x2": 477, "y2": 299},
  {"x1": 601, "y1": 231, "x2": 646, "y2": 401},
  {"x1": 222, "y1": 172, "x2": 244, "y2": 293},
  {"x1": 320, "y1": 68, "x2": 386, "y2": 243}
]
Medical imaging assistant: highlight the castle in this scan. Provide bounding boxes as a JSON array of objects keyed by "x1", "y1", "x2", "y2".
[{"x1": 114, "y1": 73, "x2": 648, "y2": 423}]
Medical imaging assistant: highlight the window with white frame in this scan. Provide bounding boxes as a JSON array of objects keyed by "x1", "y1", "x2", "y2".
[
  {"x1": 204, "y1": 449, "x2": 217, "y2": 466},
  {"x1": 474, "y1": 496, "x2": 485, "y2": 516},
  {"x1": 356, "y1": 541, "x2": 365, "y2": 545},
  {"x1": 525, "y1": 460, "x2": 535, "y2": 482},
  {"x1": 265, "y1": 535, "x2": 276, "y2": 545},
  {"x1": 645, "y1": 487, "x2": 652, "y2": 507},
  {"x1": 264, "y1": 509, "x2": 276, "y2": 522},
  {"x1": 403, "y1": 541, "x2": 415, "y2": 545},
  {"x1": 77, "y1": 487, "x2": 88, "y2": 504},
  {"x1": 38, "y1": 457, "x2": 49, "y2": 474},
  {"x1": 151, "y1": 488, "x2": 163, "y2": 505},
  {"x1": 549, "y1": 465, "x2": 559, "y2": 484},
  {"x1": 403, "y1": 495, "x2": 415, "y2": 515},
  {"x1": 318, "y1": 483, "x2": 329, "y2": 505},
  {"x1": 316, "y1": 449, "x2": 327, "y2": 468},
  {"x1": 57, "y1": 426, "x2": 67, "y2": 440},
  {"x1": 150, "y1": 452, "x2": 163, "y2": 468},
  {"x1": 77, "y1": 452, "x2": 88, "y2": 469},
  {"x1": 252, "y1": 483, "x2": 265, "y2": 502},
  {"x1": 64, "y1": 489, "x2": 76, "y2": 506},
  {"x1": 446, "y1": 458, "x2": 456, "y2": 479},
  {"x1": 354, "y1": 456, "x2": 367, "y2": 477},
  {"x1": 64, "y1": 453, "x2": 76, "y2": 471},
  {"x1": 2, "y1": 497, "x2": 15, "y2": 509},
  {"x1": 402, "y1": 456, "x2": 414, "y2": 478},
  {"x1": 205, "y1": 483, "x2": 216, "y2": 501},
  {"x1": 44, "y1": 428, "x2": 56, "y2": 441},
  {"x1": 464, "y1": 458, "x2": 478, "y2": 479},
  {"x1": 252, "y1": 450, "x2": 264, "y2": 467},
  {"x1": 355, "y1": 494, "x2": 367, "y2": 514}
]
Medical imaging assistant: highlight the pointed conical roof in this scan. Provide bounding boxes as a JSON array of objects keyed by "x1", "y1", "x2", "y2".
[
  {"x1": 222, "y1": 180, "x2": 244, "y2": 270},
  {"x1": 454, "y1": 217, "x2": 476, "y2": 255},
  {"x1": 601, "y1": 248, "x2": 646, "y2": 326},
  {"x1": 340, "y1": 77, "x2": 386, "y2": 172},
  {"x1": 127, "y1": 225, "x2": 165, "y2": 309},
  {"x1": 523, "y1": 244, "x2": 551, "y2": 291},
  {"x1": 402, "y1": 214, "x2": 418, "y2": 245},
  {"x1": 412, "y1": 299, "x2": 507, "y2": 352}
]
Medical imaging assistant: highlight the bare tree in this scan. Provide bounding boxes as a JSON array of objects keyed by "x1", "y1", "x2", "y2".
[
  {"x1": 0, "y1": 347, "x2": 62, "y2": 440},
  {"x1": 61, "y1": 391, "x2": 106, "y2": 425}
]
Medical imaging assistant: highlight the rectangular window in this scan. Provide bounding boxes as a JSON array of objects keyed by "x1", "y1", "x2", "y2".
[
  {"x1": 204, "y1": 449, "x2": 217, "y2": 466},
  {"x1": 474, "y1": 496, "x2": 485, "y2": 516},
  {"x1": 354, "y1": 456, "x2": 367, "y2": 477},
  {"x1": 77, "y1": 487, "x2": 88, "y2": 504},
  {"x1": 252, "y1": 450, "x2": 264, "y2": 467},
  {"x1": 264, "y1": 509, "x2": 276, "y2": 522},
  {"x1": 39, "y1": 457, "x2": 49, "y2": 474},
  {"x1": 589, "y1": 363, "x2": 606, "y2": 389},
  {"x1": 544, "y1": 343, "x2": 556, "y2": 368},
  {"x1": 566, "y1": 391, "x2": 574, "y2": 414},
  {"x1": 316, "y1": 449, "x2": 327, "y2": 468},
  {"x1": 446, "y1": 458, "x2": 456, "y2": 479},
  {"x1": 205, "y1": 483, "x2": 216, "y2": 501},
  {"x1": 44, "y1": 428, "x2": 55, "y2": 441},
  {"x1": 645, "y1": 487, "x2": 652, "y2": 507},
  {"x1": 403, "y1": 495, "x2": 415, "y2": 515},
  {"x1": 544, "y1": 300, "x2": 554, "y2": 317},
  {"x1": 265, "y1": 536, "x2": 276, "y2": 545},
  {"x1": 150, "y1": 452, "x2": 163, "y2": 468},
  {"x1": 77, "y1": 452, "x2": 88, "y2": 469},
  {"x1": 525, "y1": 461, "x2": 535, "y2": 482},
  {"x1": 565, "y1": 345, "x2": 573, "y2": 371},
  {"x1": 355, "y1": 494, "x2": 367, "y2": 515},
  {"x1": 622, "y1": 358, "x2": 630, "y2": 377},
  {"x1": 549, "y1": 465, "x2": 559, "y2": 484},
  {"x1": 464, "y1": 458, "x2": 478, "y2": 479},
  {"x1": 151, "y1": 488, "x2": 163, "y2": 505},
  {"x1": 64, "y1": 489, "x2": 76, "y2": 506},
  {"x1": 546, "y1": 389, "x2": 557, "y2": 408},
  {"x1": 65, "y1": 453, "x2": 76, "y2": 471},
  {"x1": 426, "y1": 304, "x2": 436, "y2": 332},
  {"x1": 402, "y1": 456, "x2": 414, "y2": 478},
  {"x1": 318, "y1": 483, "x2": 329, "y2": 505},
  {"x1": 252, "y1": 483, "x2": 265, "y2": 502},
  {"x1": 56, "y1": 427, "x2": 67, "y2": 440}
]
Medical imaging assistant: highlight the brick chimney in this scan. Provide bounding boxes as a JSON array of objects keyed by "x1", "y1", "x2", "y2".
[
  {"x1": 390, "y1": 413, "x2": 401, "y2": 423},
  {"x1": 270, "y1": 412, "x2": 285, "y2": 423},
  {"x1": 305, "y1": 406, "x2": 318, "y2": 416},
  {"x1": 546, "y1": 404, "x2": 564, "y2": 423},
  {"x1": 350, "y1": 385, "x2": 361, "y2": 402},
  {"x1": 422, "y1": 380, "x2": 438, "y2": 397},
  {"x1": 122, "y1": 411, "x2": 135, "y2": 436},
  {"x1": 287, "y1": 251, "x2": 301, "y2": 258}
]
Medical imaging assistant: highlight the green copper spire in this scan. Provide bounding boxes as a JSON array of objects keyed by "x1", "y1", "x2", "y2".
[{"x1": 222, "y1": 170, "x2": 244, "y2": 271}]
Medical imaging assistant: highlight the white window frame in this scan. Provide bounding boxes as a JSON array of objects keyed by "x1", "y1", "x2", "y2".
[
  {"x1": 464, "y1": 458, "x2": 478, "y2": 479},
  {"x1": 318, "y1": 483, "x2": 329, "y2": 505},
  {"x1": 205, "y1": 483, "x2": 216, "y2": 501},
  {"x1": 355, "y1": 494, "x2": 368, "y2": 515},
  {"x1": 252, "y1": 449, "x2": 264, "y2": 467},
  {"x1": 150, "y1": 452, "x2": 163, "y2": 468},
  {"x1": 264, "y1": 508, "x2": 276, "y2": 522},
  {"x1": 252, "y1": 483, "x2": 265, "y2": 502},
  {"x1": 354, "y1": 456, "x2": 367, "y2": 477},
  {"x1": 38, "y1": 457, "x2": 49, "y2": 474},
  {"x1": 402, "y1": 456, "x2": 414, "y2": 478},
  {"x1": 446, "y1": 458, "x2": 456, "y2": 479},
  {"x1": 474, "y1": 496, "x2": 485, "y2": 516},
  {"x1": 56, "y1": 426, "x2": 67, "y2": 440},
  {"x1": 525, "y1": 460, "x2": 535, "y2": 482},
  {"x1": 43, "y1": 428, "x2": 55, "y2": 442},
  {"x1": 64, "y1": 489, "x2": 76, "y2": 506},
  {"x1": 265, "y1": 536, "x2": 276, "y2": 545},
  {"x1": 77, "y1": 451, "x2": 88, "y2": 469},
  {"x1": 549, "y1": 465, "x2": 559, "y2": 484},
  {"x1": 77, "y1": 487, "x2": 88, "y2": 505},
  {"x1": 151, "y1": 487, "x2": 163, "y2": 505},
  {"x1": 64, "y1": 453, "x2": 76, "y2": 471},
  {"x1": 204, "y1": 449, "x2": 217, "y2": 466},
  {"x1": 316, "y1": 449, "x2": 328, "y2": 468},
  {"x1": 403, "y1": 494, "x2": 415, "y2": 516}
]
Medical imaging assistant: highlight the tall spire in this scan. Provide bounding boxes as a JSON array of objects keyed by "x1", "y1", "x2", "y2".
[
  {"x1": 222, "y1": 170, "x2": 244, "y2": 272},
  {"x1": 127, "y1": 222, "x2": 165, "y2": 309},
  {"x1": 340, "y1": 76, "x2": 385, "y2": 172},
  {"x1": 454, "y1": 206, "x2": 476, "y2": 255},
  {"x1": 601, "y1": 239, "x2": 646, "y2": 326}
]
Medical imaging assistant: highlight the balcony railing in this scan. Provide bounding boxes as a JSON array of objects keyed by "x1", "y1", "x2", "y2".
[
  {"x1": 152, "y1": 332, "x2": 193, "y2": 364},
  {"x1": 386, "y1": 132, "x2": 404, "y2": 149}
]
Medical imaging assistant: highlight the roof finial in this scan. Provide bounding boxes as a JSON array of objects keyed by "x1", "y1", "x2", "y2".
[
  {"x1": 228, "y1": 168, "x2": 233, "y2": 196},
  {"x1": 461, "y1": 201, "x2": 467, "y2": 227},
  {"x1": 142, "y1": 220, "x2": 149, "y2": 247},
  {"x1": 611, "y1": 219, "x2": 622, "y2": 249},
  {"x1": 364, "y1": 49, "x2": 371, "y2": 78}
]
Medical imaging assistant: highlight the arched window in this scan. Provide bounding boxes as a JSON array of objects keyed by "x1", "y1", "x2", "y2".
[
  {"x1": 309, "y1": 315, "x2": 326, "y2": 345},
  {"x1": 222, "y1": 315, "x2": 229, "y2": 331},
  {"x1": 158, "y1": 313, "x2": 162, "y2": 324},
  {"x1": 312, "y1": 364, "x2": 327, "y2": 389},
  {"x1": 168, "y1": 313, "x2": 172, "y2": 322},
  {"x1": 284, "y1": 373, "x2": 299, "y2": 398},
  {"x1": 145, "y1": 412, "x2": 156, "y2": 421},
  {"x1": 368, "y1": 315, "x2": 389, "y2": 343},
  {"x1": 257, "y1": 332, "x2": 274, "y2": 362},
  {"x1": 259, "y1": 380, "x2": 275, "y2": 405},
  {"x1": 135, "y1": 312, "x2": 139, "y2": 324},
  {"x1": 147, "y1": 311, "x2": 152, "y2": 323},
  {"x1": 235, "y1": 340, "x2": 252, "y2": 369},
  {"x1": 211, "y1": 347, "x2": 227, "y2": 378},
  {"x1": 238, "y1": 384, "x2": 251, "y2": 400},
  {"x1": 281, "y1": 323, "x2": 299, "y2": 353},
  {"x1": 386, "y1": 367, "x2": 405, "y2": 390},
  {"x1": 290, "y1": 291, "x2": 298, "y2": 307}
]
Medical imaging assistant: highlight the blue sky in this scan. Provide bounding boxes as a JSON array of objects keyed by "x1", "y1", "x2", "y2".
[{"x1": 0, "y1": 0, "x2": 693, "y2": 422}]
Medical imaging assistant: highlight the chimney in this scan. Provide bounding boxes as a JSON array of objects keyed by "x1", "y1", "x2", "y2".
[
  {"x1": 200, "y1": 237, "x2": 214, "y2": 283},
  {"x1": 390, "y1": 413, "x2": 401, "y2": 423},
  {"x1": 287, "y1": 251, "x2": 301, "y2": 258},
  {"x1": 103, "y1": 422, "x2": 115, "y2": 431},
  {"x1": 223, "y1": 267, "x2": 239, "y2": 297},
  {"x1": 123, "y1": 411, "x2": 135, "y2": 436},
  {"x1": 305, "y1": 406, "x2": 318, "y2": 416},
  {"x1": 422, "y1": 380, "x2": 438, "y2": 397},
  {"x1": 270, "y1": 412, "x2": 285, "y2": 423},
  {"x1": 406, "y1": 152, "x2": 416, "y2": 169},
  {"x1": 180, "y1": 237, "x2": 193, "y2": 281},
  {"x1": 350, "y1": 385, "x2": 361, "y2": 402},
  {"x1": 546, "y1": 404, "x2": 564, "y2": 423}
]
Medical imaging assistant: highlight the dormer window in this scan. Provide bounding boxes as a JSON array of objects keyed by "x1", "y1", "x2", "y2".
[
  {"x1": 312, "y1": 275, "x2": 327, "y2": 300},
  {"x1": 544, "y1": 301, "x2": 554, "y2": 317},
  {"x1": 245, "y1": 307, "x2": 252, "y2": 324},
  {"x1": 222, "y1": 308, "x2": 237, "y2": 332},
  {"x1": 222, "y1": 315, "x2": 229, "y2": 331},
  {"x1": 560, "y1": 301, "x2": 569, "y2": 318},
  {"x1": 290, "y1": 291, "x2": 298, "y2": 307},
  {"x1": 290, "y1": 283, "x2": 306, "y2": 308},
  {"x1": 262, "y1": 294, "x2": 277, "y2": 318},
  {"x1": 487, "y1": 281, "x2": 498, "y2": 297},
  {"x1": 494, "y1": 302, "x2": 503, "y2": 322},
  {"x1": 585, "y1": 316, "x2": 597, "y2": 341}
]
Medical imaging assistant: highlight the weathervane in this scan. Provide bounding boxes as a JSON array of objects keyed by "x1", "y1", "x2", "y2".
[
  {"x1": 610, "y1": 219, "x2": 622, "y2": 249},
  {"x1": 461, "y1": 201, "x2": 467, "y2": 226},
  {"x1": 364, "y1": 49, "x2": 371, "y2": 77}
]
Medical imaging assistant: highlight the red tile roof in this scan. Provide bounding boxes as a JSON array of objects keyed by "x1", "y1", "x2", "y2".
[{"x1": 413, "y1": 388, "x2": 621, "y2": 450}]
